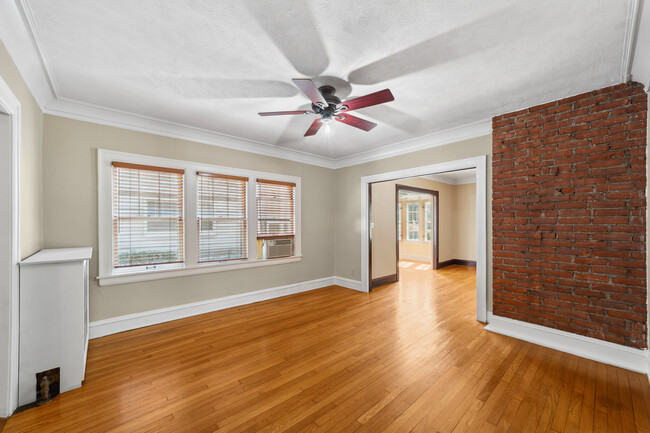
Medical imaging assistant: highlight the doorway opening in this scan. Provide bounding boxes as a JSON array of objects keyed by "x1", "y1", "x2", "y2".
[
  {"x1": 370, "y1": 171, "x2": 476, "y2": 289},
  {"x1": 361, "y1": 156, "x2": 487, "y2": 322},
  {"x1": 396, "y1": 184, "x2": 439, "y2": 270}
]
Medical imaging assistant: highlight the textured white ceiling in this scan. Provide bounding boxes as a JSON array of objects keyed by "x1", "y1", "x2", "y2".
[{"x1": 25, "y1": 0, "x2": 632, "y2": 159}]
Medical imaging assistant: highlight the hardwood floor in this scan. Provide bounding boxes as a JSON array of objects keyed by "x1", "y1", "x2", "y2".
[{"x1": 5, "y1": 265, "x2": 650, "y2": 432}]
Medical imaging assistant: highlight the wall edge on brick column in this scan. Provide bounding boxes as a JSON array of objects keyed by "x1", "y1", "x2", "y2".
[{"x1": 485, "y1": 313, "x2": 648, "y2": 373}]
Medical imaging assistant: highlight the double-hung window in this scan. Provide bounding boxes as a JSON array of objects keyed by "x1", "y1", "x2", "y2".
[
  {"x1": 112, "y1": 162, "x2": 184, "y2": 269},
  {"x1": 256, "y1": 179, "x2": 296, "y2": 239},
  {"x1": 197, "y1": 172, "x2": 248, "y2": 262},
  {"x1": 407, "y1": 202, "x2": 419, "y2": 241},
  {"x1": 99, "y1": 150, "x2": 301, "y2": 285}
]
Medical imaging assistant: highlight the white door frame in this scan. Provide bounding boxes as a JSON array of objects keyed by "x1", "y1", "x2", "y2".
[
  {"x1": 0, "y1": 75, "x2": 21, "y2": 417},
  {"x1": 360, "y1": 155, "x2": 488, "y2": 322}
]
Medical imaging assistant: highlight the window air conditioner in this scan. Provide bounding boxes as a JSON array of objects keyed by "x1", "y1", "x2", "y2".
[{"x1": 263, "y1": 238, "x2": 293, "y2": 259}]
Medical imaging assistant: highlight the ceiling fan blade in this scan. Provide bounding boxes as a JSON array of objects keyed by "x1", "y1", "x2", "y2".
[
  {"x1": 292, "y1": 79, "x2": 327, "y2": 106},
  {"x1": 339, "y1": 89, "x2": 394, "y2": 112},
  {"x1": 258, "y1": 110, "x2": 312, "y2": 116},
  {"x1": 241, "y1": 1, "x2": 329, "y2": 77},
  {"x1": 304, "y1": 119, "x2": 323, "y2": 136},
  {"x1": 335, "y1": 113, "x2": 377, "y2": 132}
]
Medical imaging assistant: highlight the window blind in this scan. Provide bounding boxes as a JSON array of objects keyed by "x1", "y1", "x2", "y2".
[
  {"x1": 256, "y1": 179, "x2": 295, "y2": 239},
  {"x1": 197, "y1": 172, "x2": 248, "y2": 262},
  {"x1": 112, "y1": 162, "x2": 184, "y2": 268}
]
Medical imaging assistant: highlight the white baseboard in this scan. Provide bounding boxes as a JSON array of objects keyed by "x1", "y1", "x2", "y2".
[
  {"x1": 485, "y1": 313, "x2": 649, "y2": 374},
  {"x1": 332, "y1": 276, "x2": 364, "y2": 292},
  {"x1": 89, "y1": 276, "x2": 363, "y2": 339}
]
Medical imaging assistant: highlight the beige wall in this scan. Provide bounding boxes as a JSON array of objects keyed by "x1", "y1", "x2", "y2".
[
  {"x1": 0, "y1": 41, "x2": 44, "y2": 258},
  {"x1": 42, "y1": 115, "x2": 336, "y2": 321},
  {"x1": 399, "y1": 241, "x2": 432, "y2": 262},
  {"x1": 453, "y1": 182, "x2": 477, "y2": 261},
  {"x1": 371, "y1": 177, "x2": 477, "y2": 279},
  {"x1": 335, "y1": 136, "x2": 492, "y2": 306}
]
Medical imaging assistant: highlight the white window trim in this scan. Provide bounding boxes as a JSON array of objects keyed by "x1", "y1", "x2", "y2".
[{"x1": 98, "y1": 149, "x2": 302, "y2": 286}]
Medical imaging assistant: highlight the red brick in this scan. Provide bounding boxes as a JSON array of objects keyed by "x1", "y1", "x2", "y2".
[{"x1": 492, "y1": 81, "x2": 648, "y2": 350}]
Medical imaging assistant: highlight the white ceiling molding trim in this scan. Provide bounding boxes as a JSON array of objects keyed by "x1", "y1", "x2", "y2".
[
  {"x1": 334, "y1": 119, "x2": 492, "y2": 168},
  {"x1": 622, "y1": 0, "x2": 641, "y2": 82},
  {"x1": 44, "y1": 98, "x2": 340, "y2": 169},
  {"x1": 631, "y1": 0, "x2": 650, "y2": 90},
  {"x1": 15, "y1": 0, "x2": 61, "y2": 97},
  {"x1": 45, "y1": 98, "x2": 492, "y2": 170},
  {"x1": 0, "y1": 0, "x2": 54, "y2": 110}
]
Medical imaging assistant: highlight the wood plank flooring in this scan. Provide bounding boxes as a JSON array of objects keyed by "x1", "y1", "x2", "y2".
[{"x1": 4, "y1": 264, "x2": 650, "y2": 432}]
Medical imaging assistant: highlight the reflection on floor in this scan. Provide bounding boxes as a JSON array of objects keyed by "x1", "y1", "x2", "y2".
[{"x1": 398, "y1": 260, "x2": 432, "y2": 271}]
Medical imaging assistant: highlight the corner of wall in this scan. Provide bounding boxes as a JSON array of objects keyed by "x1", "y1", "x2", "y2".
[{"x1": 0, "y1": 40, "x2": 45, "y2": 259}]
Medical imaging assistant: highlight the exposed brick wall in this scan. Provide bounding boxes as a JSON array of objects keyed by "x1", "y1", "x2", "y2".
[{"x1": 492, "y1": 82, "x2": 648, "y2": 349}]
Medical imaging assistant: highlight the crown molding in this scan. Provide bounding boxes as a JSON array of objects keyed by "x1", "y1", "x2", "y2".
[
  {"x1": 44, "y1": 98, "x2": 341, "y2": 168},
  {"x1": 333, "y1": 119, "x2": 492, "y2": 168},
  {"x1": 622, "y1": 0, "x2": 641, "y2": 82},
  {"x1": 15, "y1": 0, "x2": 61, "y2": 97},
  {"x1": 0, "y1": 0, "x2": 54, "y2": 110},
  {"x1": 45, "y1": 98, "x2": 492, "y2": 170},
  {"x1": 631, "y1": 0, "x2": 650, "y2": 90}
]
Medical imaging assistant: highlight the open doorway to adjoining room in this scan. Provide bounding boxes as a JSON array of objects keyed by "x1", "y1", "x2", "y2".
[
  {"x1": 369, "y1": 169, "x2": 477, "y2": 290},
  {"x1": 362, "y1": 156, "x2": 487, "y2": 323}
]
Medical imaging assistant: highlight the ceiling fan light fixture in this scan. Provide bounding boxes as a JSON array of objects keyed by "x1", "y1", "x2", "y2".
[{"x1": 258, "y1": 79, "x2": 394, "y2": 137}]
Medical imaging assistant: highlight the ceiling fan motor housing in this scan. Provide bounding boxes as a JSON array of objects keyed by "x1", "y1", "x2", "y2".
[
  {"x1": 258, "y1": 78, "x2": 393, "y2": 136},
  {"x1": 313, "y1": 85, "x2": 344, "y2": 122}
]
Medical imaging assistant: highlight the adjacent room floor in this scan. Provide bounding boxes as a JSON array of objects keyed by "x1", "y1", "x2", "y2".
[{"x1": 4, "y1": 265, "x2": 650, "y2": 432}]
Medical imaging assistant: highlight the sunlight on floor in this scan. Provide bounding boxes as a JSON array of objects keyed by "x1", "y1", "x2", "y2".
[{"x1": 399, "y1": 260, "x2": 431, "y2": 271}]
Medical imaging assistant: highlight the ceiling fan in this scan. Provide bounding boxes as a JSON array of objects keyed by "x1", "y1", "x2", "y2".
[{"x1": 259, "y1": 79, "x2": 394, "y2": 136}]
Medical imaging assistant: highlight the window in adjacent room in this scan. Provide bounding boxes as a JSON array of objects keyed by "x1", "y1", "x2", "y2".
[
  {"x1": 197, "y1": 172, "x2": 248, "y2": 262},
  {"x1": 407, "y1": 202, "x2": 419, "y2": 241},
  {"x1": 112, "y1": 162, "x2": 184, "y2": 269},
  {"x1": 397, "y1": 203, "x2": 402, "y2": 241},
  {"x1": 425, "y1": 200, "x2": 432, "y2": 241}
]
